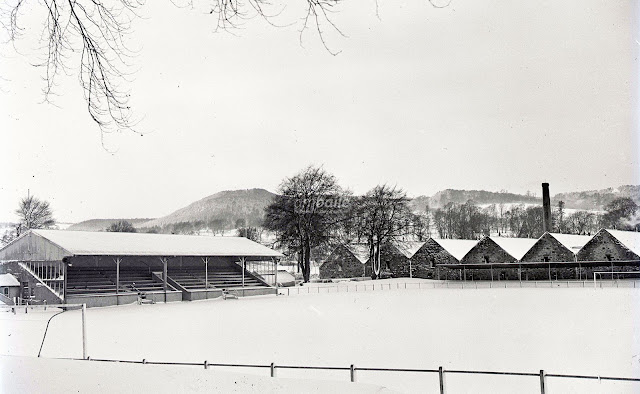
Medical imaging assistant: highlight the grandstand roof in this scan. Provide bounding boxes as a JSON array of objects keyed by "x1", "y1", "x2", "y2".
[
  {"x1": 489, "y1": 237, "x2": 538, "y2": 260},
  {"x1": 606, "y1": 229, "x2": 640, "y2": 257},
  {"x1": 0, "y1": 273, "x2": 19, "y2": 287},
  {"x1": 431, "y1": 239, "x2": 479, "y2": 261},
  {"x1": 28, "y1": 230, "x2": 283, "y2": 258},
  {"x1": 548, "y1": 233, "x2": 592, "y2": 254}
]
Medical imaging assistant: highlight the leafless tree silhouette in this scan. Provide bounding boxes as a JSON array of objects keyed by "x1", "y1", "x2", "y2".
[
  {"x1": 1, "y1": 0, "x2": 449, "y2": 137},
  {"x1": 2, "y1": 0, "x2": 142, "y2": 135}
]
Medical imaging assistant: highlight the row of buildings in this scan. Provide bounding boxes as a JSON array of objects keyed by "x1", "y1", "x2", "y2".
[{"x1": 320, "y1": 229, "x2": 640, "y2": 281}]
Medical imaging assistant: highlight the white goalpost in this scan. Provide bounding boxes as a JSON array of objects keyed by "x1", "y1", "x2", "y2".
[
  {"x1": 1, "y1": 303, "x2": 88, "y2": 359},
  {"x1": 593, "y1": 271, "x2": 640, "y2": 289}
]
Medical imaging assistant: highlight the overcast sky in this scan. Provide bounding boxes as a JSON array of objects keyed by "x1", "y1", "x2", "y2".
[{"x1": 1, "y1": 0, "x2": 638, "y2": 223}]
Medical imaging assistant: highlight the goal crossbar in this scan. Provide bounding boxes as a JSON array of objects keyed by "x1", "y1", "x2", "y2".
[{"x1": 593, "y1": 271, "x2": 640, "y2": 288}]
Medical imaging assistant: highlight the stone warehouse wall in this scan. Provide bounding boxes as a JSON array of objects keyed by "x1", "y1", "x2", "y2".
[
  {"x1": 577, "y1": 231, "x2": 640, "y2": 262},
  {"x1": 320, "y1": 246, "x2": 370, "y2": 279},
  {"x1": 521, "y1": 234, "x2": 576, "y2": 263},
  {"x1": 407, "y1": 239, "x2": 459, "y2": 279},
  {"x1": 461, "y1": 238, "x2": 517, "y2": 265},
  {"x1": 383, "y1": 244, "x2": 411, "y2": 278}
]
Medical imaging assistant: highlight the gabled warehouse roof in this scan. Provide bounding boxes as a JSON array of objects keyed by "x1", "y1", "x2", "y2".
[
  {"x1": 27, "y1": 230, "x2": 283, "y2": 258},
  {"x1": 430, "y1": 239, "x2": 479, "y2": 261},
  {"x1": 605, "y1": 229, "x2": 640, "y2": 257},
  {"x1": 394, "y1": 241, "x2": 426, "y2": 258},
  {"x1": 344, "y1": 244, "x2": 371, "y2": 264},
  {"x1": 489, "y1": 237, "x2": 538, "y2": 260},
  {"x1": 548, "y1": 233, "x2": 591, "y2": 254}
]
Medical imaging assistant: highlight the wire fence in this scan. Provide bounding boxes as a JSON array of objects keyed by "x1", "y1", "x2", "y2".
[
  {"x1": 277, "y1": 278, "x2": 640, "y2": 295},
  {"x1": 53, "y1": 356, "x2": 640, "y2": 394}
]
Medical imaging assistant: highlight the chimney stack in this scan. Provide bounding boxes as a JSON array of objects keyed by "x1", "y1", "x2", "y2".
[{"x1": 542, "y1": 183, "x2": 551, "y2": 233}]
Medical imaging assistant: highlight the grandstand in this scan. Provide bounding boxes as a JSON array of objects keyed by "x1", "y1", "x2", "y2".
[{"x1": 0, "y1": 230, "x2": 282, "y2": 307}]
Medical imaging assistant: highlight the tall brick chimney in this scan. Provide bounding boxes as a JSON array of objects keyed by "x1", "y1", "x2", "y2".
[{"x1": 542, "y1": 182, "x2": 551, "y2": 233}]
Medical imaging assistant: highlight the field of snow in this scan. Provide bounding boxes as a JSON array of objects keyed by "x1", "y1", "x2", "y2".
[{"x1": 2, "y1": 281, "x2": 640, "y2": 393}]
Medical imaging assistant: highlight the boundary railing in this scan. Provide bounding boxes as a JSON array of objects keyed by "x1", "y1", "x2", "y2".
[
  {"x1": 51, "y1": 356, "x2": 640, "y2": 393},
  {"x1": 278, "y1": 279, "x2": 640, "y2": 295}
]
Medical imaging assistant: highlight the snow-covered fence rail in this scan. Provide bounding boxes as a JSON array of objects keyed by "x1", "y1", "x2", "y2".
[
  {"x1": 52, "y1": 356, "x2": 640, "y2": 393},
  {"x1": 278, "y1": 279, "x2": 640, "y2": 295}
]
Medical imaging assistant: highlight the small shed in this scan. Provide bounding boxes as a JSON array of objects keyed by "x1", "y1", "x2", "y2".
[{"x1": 0, "y1": 273, "x2": 20, "y2": 304}]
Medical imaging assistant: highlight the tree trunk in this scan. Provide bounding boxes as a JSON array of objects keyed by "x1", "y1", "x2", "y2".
[
  {"x1": 303, "y1": 243, "x2": 311, "y2": 282},
  {"x1": 374, "y1": 242, "x2": 382, "y2": 278},
  {"x1": 369, "y1": 242, "x2": 377, "y2": 279},
  {"x1": 370, "y1": 241, "x2": 382, "y2": 279}
]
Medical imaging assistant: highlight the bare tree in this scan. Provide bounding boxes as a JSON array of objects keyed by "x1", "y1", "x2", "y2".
[
  {"x1": 3, "y1": 1, "x2": 449, "y2": 139},
  {"x1": 2, "y1": 1, "x2": 143, "y2": 136},
  {"x1": 106, "y1": 220, "x2": 137, "y2": 232},
  {"x1": 355, "y1": 185, "x2": 412, "y2": 279},
  {"x1": 263, "y1": 165, "x2": 349, "y2": 282},
  {"x1": 0, "y1": 0, "x2": 351, "y2": 136},
  {"x1": 15, "y1": 194, "x2": 56, "y2": 235}
]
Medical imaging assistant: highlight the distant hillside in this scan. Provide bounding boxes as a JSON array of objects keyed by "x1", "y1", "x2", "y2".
[
  {"x1": 410, "y1": 189, "x2": 539, "y2": 211},
  {"x1": 410, "y1": 185, "x2": 640, "y2": 212},
  {"x1": 553, "y1": 185, "x2": 640, "y2": 210},
  {"x1": 140, "y1": 188, "x2": 276, "y2": 229},
  {"x1": 67, "y1": 218, "x2": 155, "y2": 232}
]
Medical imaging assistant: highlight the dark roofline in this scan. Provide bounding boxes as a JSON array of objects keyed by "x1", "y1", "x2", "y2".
[{"x1": 439, "y1": 260, "x2": 640, "y2": 269}]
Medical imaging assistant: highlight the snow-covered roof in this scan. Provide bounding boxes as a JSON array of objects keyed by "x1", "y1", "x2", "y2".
[
  {"x1": 394, "y1": 241, "x2": 426, "y2": 258},
  {"x1": 276, "y1": 270, "x2": 296, "y2": 284},
  {"x1": 344, "y1": 244, "x2": 370, "y2": 264},
  {"x1": 548, "y1": 233, "x2": 592, "y2": 254},
  {"x1": 0, "y1": 273, "x2": 19, "y2": 287},
  {"x1": 29, "y1": 230, "x2": 283, "y2": 258},
  {"x1": 606, "y1": 229, "x2": 640, "y2": 257},
  {"x1": 489, "y1": 237, "x2": 538, "y2": 260},
  {"x1": 431, "y1": 239, "x2": 479, "y2": 261}
]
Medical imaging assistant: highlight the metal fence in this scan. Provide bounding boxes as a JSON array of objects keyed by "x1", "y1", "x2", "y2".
[
  {"x1": 277, "y1": 279, "x2": 640, "y2": 295},
  {"x1": 53, "y1": 357, "x2": 640, "y2": 393}
]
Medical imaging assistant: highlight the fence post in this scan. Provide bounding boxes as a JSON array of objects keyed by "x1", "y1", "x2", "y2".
[
  {"x1": 539, "y1": 369, "x2": 545, "y2": 394},
  {"x1": 439, "y1": 366, "x2": 445, "y2": 394},
  {"x1": 270, "y1": 362, "x2": 276, "y2": 377},
  {"x1": 82, "y1": 303, "x2": 88, "y2": 360},
  {"x1": 350, "y1": 364, "x2": 356, "y2": 382}
]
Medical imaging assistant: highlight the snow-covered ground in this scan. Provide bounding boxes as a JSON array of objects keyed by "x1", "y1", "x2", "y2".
[
  {"x1": 2, "y1": 283, "x2": 639, "y2": 393},
  {"x1": 1, "y1": 355, "x2": 393, "y2": 393}
]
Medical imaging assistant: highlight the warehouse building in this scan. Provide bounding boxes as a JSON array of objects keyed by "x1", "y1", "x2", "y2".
[{"x1": 320, "y1": 244, "x2": 371, "y2": 279}]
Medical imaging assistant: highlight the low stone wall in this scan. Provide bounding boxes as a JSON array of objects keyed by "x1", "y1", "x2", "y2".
[
  {"x1": 66, "y1": 291, "x2": 183, "y2": 308},
  {"x1": 184, "y1": 288, "x2": 223, "y2": 301}
]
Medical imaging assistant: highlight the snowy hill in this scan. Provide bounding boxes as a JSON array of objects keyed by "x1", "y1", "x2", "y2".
[
  {"x1": 67, "y1": 218, "x2": 155, "y2": 232},
  {"x1": 410, "y1": 185, "x2": 640, "y2": 212},
  {"x1": 553, "y1": 185, "x2": 640, "y2": 210},
  {"x1": 139, "y1": 189, "x2": 276, "y2": 229}
]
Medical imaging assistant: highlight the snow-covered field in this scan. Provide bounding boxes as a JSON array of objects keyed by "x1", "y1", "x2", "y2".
[{"x1": 2, "y1": 282, "x2": 640, "y2": 393}]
